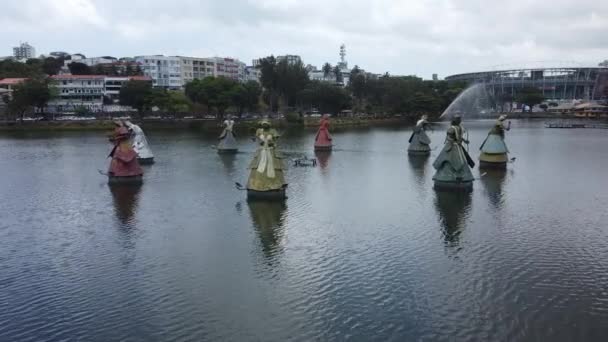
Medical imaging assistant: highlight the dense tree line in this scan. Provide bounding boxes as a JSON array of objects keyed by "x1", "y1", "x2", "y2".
[
  {"x1": 119, "y1": 80, "x2": 191, "y2": 116},
  {"x1": 254, "y1": 55, "x2": 468, "y2": 119},
  {"x1": 184, "y1": 77, "x2": 261, "y2": 118},
  {"x1": 2, "y1": 77, "x2": 55, "y2": 122},
  {"x1": 1, "y1": 57, "x2": 142, "y2": 79}
]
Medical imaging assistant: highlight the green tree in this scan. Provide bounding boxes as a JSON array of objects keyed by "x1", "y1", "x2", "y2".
[
  {"x1": 322, "y1": 63, "x2": 332, "y2": 79},
  {"x1": 516, "y1": 87, "x2": 544, "y2": 111},
  {"x1": 6, "y1": 78, "x2": 55, "y2": 122},
  {"x1": 299, "y1": 81, "x2": 351, "y2": 115},
  {"x1": 185, "y1": 78, "x2": 211, "y2": 113},
  {"x1": 91, "y1": 64, "x2": 105, "y2": 75},
  {"x1": 125, "y1": 64, "x2": 134, "y2": 76},
  {"x1": 109, "y1": 64, "x2": 119, "y2": 76},
  {"x1": 119, "y1": 80, "x2": 152, "y2": 116},
  {"x1": 68, "y1": 62, "x2": 92, "y2": 75},
  {"x1": 333, "y1": 65, "x2": 343, "y2": 84},
  {"x1": 42, "y1": 57, "x2": 63, "y2": 75},
  {"x1": 0, "y1": 59, "x2": 43, "y2": 78},
  {"x1": 242, "y1": 81, "x2": 261, "y2": 113},
  {"x1": 258, "y1": 56, "x2": 278, "y2": 112}
]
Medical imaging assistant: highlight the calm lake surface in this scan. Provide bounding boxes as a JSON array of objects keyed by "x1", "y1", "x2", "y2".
[{"x1": 1, "y1": 120, "x2": 607, "y2": 341}]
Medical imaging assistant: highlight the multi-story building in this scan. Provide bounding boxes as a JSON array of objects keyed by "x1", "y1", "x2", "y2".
[
  {"x1": 104, "y1": 76, "x2": 152, "y2": 102},
  {"x1": 47, "y1": 74, "x2": 153, "y2": 112},
  {"x1": 13, "y1": 42, "x2": 36, "y2": 60},
  {"x1": 178, "y1": 56, "x2": 216, "y2": 84},
  {"x1": 49, "y1": 75, "x2": 106, "y2": 112},
  {"x1": 50, "y1": 51, "x2": 70, "y2": 59},
  {"x1": 277, "y1": 55, "x2": 302, "y2": 65},
  {"x1": 210, "y1": 57, "x2": 246, "y2": 82},
  {"x1": 134, "y1": 55, "x2": 183, "y2": 89},
  {"x1": 244, "y1": 66, "x2": 261, "y2": 83},
  {"x1": 77, "y1": 56, "x2": 118, "y2": 66}
]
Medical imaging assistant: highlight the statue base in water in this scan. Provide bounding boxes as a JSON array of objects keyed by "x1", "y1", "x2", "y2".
[
  {"x1": 138, "y1": 157, "x2": 155, "y2": 165},
  {"x1": 108, "y1": 175, "x2": 143, "y2": 185},
  {"x1": 479, "y1": 153, "x2": 507, "y2": 169},
  {"x1": 217, "y1": 148, "x2": 238, "y2": 154},
  {"x1": 314, "y1": 145, "x2": 332, "y2": 152},
  {"x1": 407, "y1": 149, "x2": 430, "y2": 156},
  {"x1": 247, "y1": 188, "x2": 287, "y2": 200},
  {"x1": 433, "y1": 180, "x2": 473, "y2": 192}
]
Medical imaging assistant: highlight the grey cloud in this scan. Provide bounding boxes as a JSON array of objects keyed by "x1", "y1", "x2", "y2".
[{"x1": 1, "y1": 0, "x2": 607, "y2": 77}]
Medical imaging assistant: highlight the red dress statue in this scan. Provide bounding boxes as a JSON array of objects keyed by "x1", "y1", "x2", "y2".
[
  {"x1": 108, "y1": 126, "x2": 143, "y2": 184},
  {"x1": 314, "y1": 115, "x2": 333, "y2": 151}
]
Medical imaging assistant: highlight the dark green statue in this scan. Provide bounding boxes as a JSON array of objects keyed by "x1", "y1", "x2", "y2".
[{"x1": 432, "y1": 116, "x2": 475, "y2": 191}]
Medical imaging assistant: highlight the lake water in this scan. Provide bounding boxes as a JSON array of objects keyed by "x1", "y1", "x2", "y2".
[{"x1": 1, "y1": 120, "x2": 607, "y2": 341}]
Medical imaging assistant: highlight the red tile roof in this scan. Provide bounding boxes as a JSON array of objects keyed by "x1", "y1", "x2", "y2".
[
  {"x1": 51, "y1": 75, "x2": 106, "y2": 80},
  {"x1": 0, "y1": 78, "x2": 28, "y2": 85}
]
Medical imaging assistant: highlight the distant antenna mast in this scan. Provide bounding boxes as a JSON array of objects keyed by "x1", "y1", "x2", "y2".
[{"x1": 339, "y1": 44, "x2": 346, "y2": 64}]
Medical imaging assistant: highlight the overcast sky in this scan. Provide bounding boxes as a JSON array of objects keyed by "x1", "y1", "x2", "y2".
[{"x1": 2, "y1": 0, "x2": 607, "y2": 78}]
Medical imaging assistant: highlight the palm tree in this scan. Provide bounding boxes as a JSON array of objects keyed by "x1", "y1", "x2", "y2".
[
  {"x1": 333, "y1": 65, "x2": 343, "y2": 84},
  {"x1": 322, "y1": 63, "x2": 332, "y2": 80}
]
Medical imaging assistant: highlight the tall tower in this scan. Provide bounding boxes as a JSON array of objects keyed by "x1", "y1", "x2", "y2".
[{"x1": 338, "y1": 44, "x2": 347, "y2": 69}]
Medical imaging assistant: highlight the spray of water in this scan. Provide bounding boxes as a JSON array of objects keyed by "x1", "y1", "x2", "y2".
[{"x1": 440, "y1": 83, "x2": 493, "y2": 120}]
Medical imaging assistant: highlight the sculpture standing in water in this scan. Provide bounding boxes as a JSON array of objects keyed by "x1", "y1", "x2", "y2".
[
  {"x1": 124, "y1": 121, "x2": 154, "y2": 164},
  {"x1": 246, "y1": 120, "x2": 287, "y2": 199},
  {"x1": 432, "y1": 116, "x2": 475, "y2": 191},
  {"x1": 314, "y1": 114, "x2": 333, "y2": 151},
  {"x1": 218, "y1": 116, "x2": 238, "y2": 154},
  {"x1": 479, "y1": 115, "x2": 511, "y2": 168},
  {"x1": 407, "y1": 115, "x2": 431, "y2": 155},
  {"x1": 108, "y1": 125, "x2": 143, "y2": 185}
]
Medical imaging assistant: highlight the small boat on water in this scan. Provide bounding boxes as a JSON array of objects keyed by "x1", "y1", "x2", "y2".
[{"x1": 544, "y1": 121, "x2": 608, "y2": 129}]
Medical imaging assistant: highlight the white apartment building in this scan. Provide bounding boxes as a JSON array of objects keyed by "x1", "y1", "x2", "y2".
[
  {"x1": 47, "y1": 75, "x2": 152, "y2": 112},
  {"x1": 49, "y1": 75, "x2": 106, "y2": 112},
  {"x1": 178, "y1": 56, "x2": 216, "y2": 84},
  {"x1": 78, "y1": 56, "x2": 118, "y2": 66},
  {"x1": 13, "y1": 42, "x2": 36, "y2": 60},
  {"x1": 134, "y1": 55, "x2": 183, "y2": 89},
  {"x1": 244, "y1": 66, "x2": 261, "y2": 83}
]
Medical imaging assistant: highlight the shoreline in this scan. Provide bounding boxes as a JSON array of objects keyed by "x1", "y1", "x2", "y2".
[
  {"x1": 0, "y1": 116, "x2": 411, "y2": 132},
  {"x1": 0, "y1": 112, "x2": 591, "y2": 132}
]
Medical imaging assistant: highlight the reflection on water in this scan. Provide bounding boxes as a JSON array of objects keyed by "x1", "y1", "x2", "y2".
[
  {"x1": 218, "y1": 153, "x2": 237, "y2": 174},
  {"x1": 434, "y1": 190, "x2": 472, "y2": 247},
  {"x1": 480, "y1": 169, "x2": 507, "y2": 209},
  {"x1": 3, "y1": 121, "x2": 608, "y2": 341},
  {"x1": 247, "y1": 200, "x2": 287, "y2": 261},
  {"x1": 109, "y1": 184, "x2": 142, "y2": 226},
  {"x1": 408, "y1": 154, "x2": 430, "y2": 189},
  {"x1": 315, "y1": 150, "x2": 331, "y2": 170}
]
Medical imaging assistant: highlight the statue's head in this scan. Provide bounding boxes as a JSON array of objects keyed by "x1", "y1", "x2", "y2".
[
  {"x1": 421, "y1": 114, "x2": 428, "y2": 120},
  {"x1": 498, "y1": 114, "x2": 507, "y2": 121},
  {"x1": 114, "y1": 126, "x2": 131, "y2": 142},
  {"x1": 259, "y1": 119, "x2": 271, "y2": 128},
  {"x1": 451, "y1": 115, "x2": 462, "y2": 126}
]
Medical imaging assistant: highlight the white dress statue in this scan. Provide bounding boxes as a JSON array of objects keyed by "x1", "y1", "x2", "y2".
[{"x1": 124, "y1": 121, "x2": 154, "y2": 164}]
